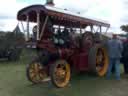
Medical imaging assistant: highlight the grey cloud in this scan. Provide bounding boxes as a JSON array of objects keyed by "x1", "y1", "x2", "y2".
[
  {"x1": 118, "y1": 0, "x2": 128, "y2": 25},
  {"x1": 0, "y1": 23, "x2": 5, "y2": 27},
  {"x1": 122, "y1": 0, "x2": 128, "y2": 12},
  {"x1": 0, "y1": 23, "x2": 6, "y2": 31},
  {"x1": 122, "y1": 0, "x2": 128, "y2": 4},
  {"x1": 0, "y1": 15, "x2": 15, "y2": 20},
  {"x1": 120, "y1": 17, "x2": 128, "y2": 24},
  {"x1": 120, "y1": 13, "x2": 128, "y2": 25},
  {"x1": 60, "y1": 5, "x2": 88, "y2": 14}
]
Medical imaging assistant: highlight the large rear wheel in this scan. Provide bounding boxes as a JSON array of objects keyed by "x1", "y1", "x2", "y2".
[
  {"x1": 26, "y1": 59, "x2": 48, "y2": 84},
  {"x1": 50, "y1": 60, "x2": 71, "y2": 88},
  {"x1": 88, "y1": 45, "x2": 109, "y2": 76}
]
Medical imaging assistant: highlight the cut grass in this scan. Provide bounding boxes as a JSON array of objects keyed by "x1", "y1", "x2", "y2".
[{"x1": 0, "y1": 51, "x2": 128, "y2": 96}]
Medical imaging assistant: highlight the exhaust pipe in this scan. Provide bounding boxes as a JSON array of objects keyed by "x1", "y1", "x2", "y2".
[{"x1": 45, "y1": 0, "x2": 55, "y2": 6}]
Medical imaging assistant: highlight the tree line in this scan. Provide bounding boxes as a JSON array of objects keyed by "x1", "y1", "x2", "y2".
[{"x1": 0, "y1": 31, "x2": 25, "y2": 50}]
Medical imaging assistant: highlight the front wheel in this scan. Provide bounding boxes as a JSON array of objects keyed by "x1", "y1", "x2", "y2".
[
  {"x1": 50, "y1": 60, "x2": 71, "y2": 88},
  {"x1": 26, "y1": 59, "x2": 48, "y2": 84}
]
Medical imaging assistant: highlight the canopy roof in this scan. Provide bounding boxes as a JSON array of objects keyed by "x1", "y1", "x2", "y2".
[{"x1": 17, "y1": 4, "x2": 110, "y2": 28}]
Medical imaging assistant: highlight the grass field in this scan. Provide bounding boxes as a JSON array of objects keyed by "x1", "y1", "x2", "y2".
[{"x1": 0, "y1": 50, "x2": 128, "y2": 96}]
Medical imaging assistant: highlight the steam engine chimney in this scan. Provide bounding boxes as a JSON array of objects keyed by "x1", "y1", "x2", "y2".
[{"x1": 45, "y1": 0, "x2": 55, "y2": 6}]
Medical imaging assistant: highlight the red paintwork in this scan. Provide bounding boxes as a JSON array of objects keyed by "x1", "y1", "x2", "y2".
[
  {"x1": 36, "y1": 37, "x2": 89, "y2": 72},
  {"x1": 17, "y1": 4, "x2": 110, "y2": 73},
  {"x1": 72, "y1": 52, "x2": 88, "y2": 71},
  {"x1": 60, "y1": 47, "x2": 89, "y2": 72},
  {"x1": 37, "y1": 39, "x2": 57, "y2": 53}
]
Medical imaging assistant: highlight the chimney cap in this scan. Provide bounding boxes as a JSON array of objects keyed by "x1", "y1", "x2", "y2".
[{"x1": 45, "y1": 0, "x2": 55, "y2": 6}]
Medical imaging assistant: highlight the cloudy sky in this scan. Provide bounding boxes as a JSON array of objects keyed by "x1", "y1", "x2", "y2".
[{"x1": 0, "y1": 0, "x2": 128, "y2": 33}]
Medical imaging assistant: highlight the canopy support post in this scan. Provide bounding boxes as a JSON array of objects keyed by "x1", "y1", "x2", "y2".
[
  {"x1": 37, "y1": 12, "x2": 40, "y2": 40},
  {"x1": 96, "y1": 26, "x2": 100, "y2": 32},
  {"x1": 26, "y1": 15, "x2": 29, "y2": 41},
  {"x1": 105, "y1": 27, "x2": 109, "y2": 34},
  {"x1": 80, "y1": 24, "x2": 82, "y2": 34},
  {"x1": 100, "y1": 26, "x2": 102, "y2": 33},
  {"x1": 92, "y1": 27, "x2": 95, "y2": 33},
  {"x1": 21, "y1": 21, "x2": 25, "y2": 33},
  {"x1": 99, "y1": 26, "x2": 102, "y2": 39},
  {"x1": 90, "y1": 25, "x2": 93, "y2": 33},
  {"x1": 39, "y1": 15, "x2": 49, "y2": 40}
]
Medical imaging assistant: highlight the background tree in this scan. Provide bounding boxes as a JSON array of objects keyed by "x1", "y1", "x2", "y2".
[
  {"x1": 120, "y1": 25, "x2": 128, "y2": 38},
  {"x1": 120, "y1": 25, "x2": 128, "y2": 33},
  {"x1": 5, "y1": 31, "x2": 25, "y2": 48},
  {"x1": 0, "y1": 31, "x2": 25, "y2": 50}
]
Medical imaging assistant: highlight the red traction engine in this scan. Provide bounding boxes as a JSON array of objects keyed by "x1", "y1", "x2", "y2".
[{"x1": 17, "y1": 4, "x2": 110, "y2": 88}]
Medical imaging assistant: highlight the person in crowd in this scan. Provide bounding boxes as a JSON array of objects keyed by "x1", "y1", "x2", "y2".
[
  {"x1": 121, "y1": 39, "x2": 128, "y2": 74},
  {"x1": 106, "y1": 34, "x2": 123, "y2": 80}
]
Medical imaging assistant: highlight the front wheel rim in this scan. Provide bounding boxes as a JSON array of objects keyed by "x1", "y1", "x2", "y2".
[
  {"x1": 27, "y1": 62, "x2": 47, "y2": 83},
  {"x1": 52, "y1": 60, "x2": 71, "y2": 87}
]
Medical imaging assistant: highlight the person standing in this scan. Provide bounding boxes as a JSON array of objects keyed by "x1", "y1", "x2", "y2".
[
  {"x1": 106, "y1": 34, "x2": 123, "y2": 80},
  {"x1": 121, "y1": 39, "x2": 128, "y2": 74}
]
